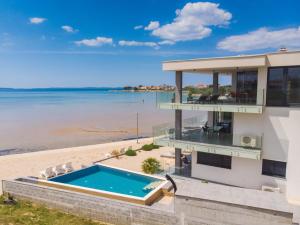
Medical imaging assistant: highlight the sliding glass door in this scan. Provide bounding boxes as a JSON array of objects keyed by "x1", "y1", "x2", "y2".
[{"x1": 236, "y1": 71, "x2": 258, "y2": 104}]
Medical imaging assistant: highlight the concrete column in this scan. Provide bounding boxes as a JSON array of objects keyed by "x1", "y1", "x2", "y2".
[
  {"x1": 213, "y1": 72, "x2": 219, "y2": 95},
  {"x1": 175, "y1": 71, "x2": 183, "y2": 103},
  {"x1": 257, "y1": 67, "x2": 267, "y2": 105},
  {"x1": 210, "y1": 72, "x2": 219, "y2": 128},
  {"x1": 232, "y1": 70, "x2": 237, "y2": 93},
  {"x1": 175, "y1": 71, "x2": 182, "y2": 169}
]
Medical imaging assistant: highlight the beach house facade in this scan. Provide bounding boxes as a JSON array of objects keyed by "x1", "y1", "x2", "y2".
[{"x1": 154, "y1": 50, "x2": 300, "y2": 205}]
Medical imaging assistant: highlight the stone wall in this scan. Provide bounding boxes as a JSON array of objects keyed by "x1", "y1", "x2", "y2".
[
  {"x1": 2, "y1": 180, "x2": 180, "y2": 225},
  {"x1": 2, "y1": 179, "x2": 295, "y2": 225}
]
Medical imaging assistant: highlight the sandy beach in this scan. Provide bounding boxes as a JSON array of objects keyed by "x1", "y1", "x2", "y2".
[{"x1": 0, "y1": 138, "x2": 174, "y2": 193}]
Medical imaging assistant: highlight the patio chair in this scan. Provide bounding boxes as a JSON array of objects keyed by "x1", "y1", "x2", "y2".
[
  {"x1": 40, "y1": 167, "x2": 55, "y2": 179},
  {"x1": 197, "y1": 95, "x2": 208, "y2": 104},
  {"x1": 62, "y1": 162, "x2": 74, "y2": 173},
  {"x1": 209, "y1": 94, "x2": 220, "y2": 104},
  {"x1": 202, "y1": 125, "x2": 209, "y2": 134},
  {"x1": 52, "y1": 164, "x2": 66, "y2": 176}
]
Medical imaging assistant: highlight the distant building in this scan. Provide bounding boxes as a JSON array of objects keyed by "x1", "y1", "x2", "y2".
[{"x1": 195, "y1": 83, "x2": 208, "y2": 89}]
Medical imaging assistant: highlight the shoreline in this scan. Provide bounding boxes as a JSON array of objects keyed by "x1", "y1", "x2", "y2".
[{"x1": 0, "y1": 135, "x2": 150, "y2": 157}]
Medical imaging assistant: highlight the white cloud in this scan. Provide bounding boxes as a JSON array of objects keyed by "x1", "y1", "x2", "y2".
[
  {"x1": 62, "y1": 25, "x2": 78, "y2": 33},
  {"x1": 134, "y1": 25, "x2": 143, "y2": 30},
  {"x1": 158, "y1": 40, "x2": 175, "y2": 45},
  {"x1": 75, "y1": 37, "x2": 113, "y2": 47},
  {"x1": 144, "y1": 21, "x2": 160, "y2": 31},
  {"x1": 29, "y1": 17, "x2": 46, "y2": 24},
  {"x1": 119, "y1": 40, "x2": 159, "y2": 48},
  {"x1": 218, "y1": 27, "x2": 300, "y2": 52},
  {"x1": 118, "y1": 40, "x2": 176, "y2": 48},
  {"x1": 151, "y1": 2, "x2": 231, "y2": 42}
]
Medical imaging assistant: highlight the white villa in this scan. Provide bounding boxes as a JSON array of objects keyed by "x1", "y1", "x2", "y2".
[{"x1": 154, "y1": 49, "x2": 300, "y2": 223}]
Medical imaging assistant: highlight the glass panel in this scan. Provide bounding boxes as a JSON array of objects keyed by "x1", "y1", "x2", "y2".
[
  {"x1": 262, "y1": 159, "x2": 286, "y2": 178},
  {"x1": 267, "y1": 68, "x2": 286, "y2": 106},
  {"x1": 237, "y1": 71, "x2": 258, "y2": 104},
  {"x1": 153, "y1": 117, "x2": 263, "y2": 149},
  {"x1": 287, "y1": 67, "x2": 300, "y2": 106}
]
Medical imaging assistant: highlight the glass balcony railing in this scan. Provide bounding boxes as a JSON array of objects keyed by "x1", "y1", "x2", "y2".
[
  {"x1": 156, "y1": 89, "x2": 265, "y2": 106},
  {"x1": 153, "y1": 118, "x2": 263, "y2": 150}
]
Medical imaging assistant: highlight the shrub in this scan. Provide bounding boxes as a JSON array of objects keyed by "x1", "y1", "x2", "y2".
[
  {"x1": 125, "y1": 148, "x2": 137, "y2": 156},
  {"x1": 111, "y1": 149, "x2": 120, "y2": 159},
  {"x1": 142, "y1": 158, "x2": 161, "y2": 174},
  {"x1": 141, "y1": 143, "x2": 160, "y2": 151}
]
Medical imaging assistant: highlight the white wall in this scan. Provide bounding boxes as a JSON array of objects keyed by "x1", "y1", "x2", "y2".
[
  {"x1": 191, "y1": 107, "x2": 299, "y2": 193},
  {"x1": 191, "y1": 151, "x2": 286, "y2": 190},
  {"x1": 285, "y1": 108, "x2": 300, "y2": 204},
  {"x1": 233, "y1": 108, "x2": 290, "y2": 161}
]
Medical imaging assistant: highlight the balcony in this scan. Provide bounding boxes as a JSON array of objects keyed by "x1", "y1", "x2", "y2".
[
  {"x1": 156, "y1": 90, "x2": 265, "y2": 114},
  {"x1": 153, "y1": 118, "x2": 262, "y2": 160}
]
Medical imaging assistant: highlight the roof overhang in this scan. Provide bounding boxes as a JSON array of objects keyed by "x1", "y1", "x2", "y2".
[{"x1": 162, "y1": 55, "x2": 267, "y2": 73}]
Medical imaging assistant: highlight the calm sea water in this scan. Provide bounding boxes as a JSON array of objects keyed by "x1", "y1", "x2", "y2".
[{"x1": 0, "y1": 88, "x2": 203, "y2": 153}]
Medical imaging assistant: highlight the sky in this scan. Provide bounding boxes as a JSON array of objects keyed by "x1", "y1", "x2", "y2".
[{"x1": 0, "y1": 0, "x2": 299, "y2": 88}]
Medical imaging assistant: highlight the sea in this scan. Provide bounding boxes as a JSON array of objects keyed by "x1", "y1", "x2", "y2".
[{"x1": 0, "y1": 88, "x2": 203, "y2": 154}]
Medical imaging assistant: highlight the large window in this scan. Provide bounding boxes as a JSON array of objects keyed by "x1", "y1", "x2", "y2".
[
  {"x1": 262, "y1": 159, "x2": 286, "y2": 178},
  {"x1": 237, "y1": 71, "x2": 258, "y2": 104},
  {"x1": 267, "y1": 66, "x2": 300, "y2": 106},
  {"x1": 197, "y1": 152, "x2": 232, "y2": 169},
  {"x1": 287, "y1": 67, "x2": 300, "y2": 105}
]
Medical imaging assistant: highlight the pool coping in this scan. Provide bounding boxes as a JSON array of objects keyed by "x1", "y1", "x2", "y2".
[{"x1": 37, "y1": 163, "x2": 168, "y2": 205}]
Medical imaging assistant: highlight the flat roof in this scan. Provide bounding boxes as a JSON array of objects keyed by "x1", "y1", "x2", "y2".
[{"x1": 162, "y1": 50, "x2": 300, "y2": 72}]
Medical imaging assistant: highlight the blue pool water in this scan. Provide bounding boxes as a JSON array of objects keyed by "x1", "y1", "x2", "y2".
[{"x1": 50, "y1": 165, "x2": 161, "y2": 198}]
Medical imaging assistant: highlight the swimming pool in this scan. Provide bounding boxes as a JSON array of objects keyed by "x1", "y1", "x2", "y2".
[{"x1": 39, "y1": 164, "x2": 167, "y2": 205}]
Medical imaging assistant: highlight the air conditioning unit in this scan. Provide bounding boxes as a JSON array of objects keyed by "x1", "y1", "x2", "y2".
[
  {"x1": 240, "y1": 135, "x2": 257, "y2": 148},
  {"x1": 262, "y1": 185, "x2": 281, "y2": 193}
]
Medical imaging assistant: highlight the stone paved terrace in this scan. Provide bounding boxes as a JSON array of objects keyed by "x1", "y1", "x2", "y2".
[{"x1": 174, "y1": 176, "x2": 293, "y2": 213}]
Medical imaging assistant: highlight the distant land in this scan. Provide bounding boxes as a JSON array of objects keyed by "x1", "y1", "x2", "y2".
[
  {"x1": 0, "y1": 86, "x2": 175, "y2": 92},
  {"x1": 0, "y1": 84, "x2": 231, "y2": 93},
  {"x1": 0, "y1": 87, "x2": 123, "y2": 91},
  {"x1": 124, "y1": 84, "x2": 174, "y2": 92}
]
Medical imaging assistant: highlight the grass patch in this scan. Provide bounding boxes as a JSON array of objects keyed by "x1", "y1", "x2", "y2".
[
  {"x1": 0, "y1": 195, "x2": 110, "y2": 225},
  {"x1": 125, "y1": 148, "x2": 137, "y2": 156},
  {"x1": 141, "y1": 143, "x2": 160, "y2": 151}
]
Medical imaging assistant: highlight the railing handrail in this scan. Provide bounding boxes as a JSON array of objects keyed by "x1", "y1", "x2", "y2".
[
  {"x1": 153, "y1": 121, "x2": 263, "y2": 149},
  {"x1": 156, "y1": 89, "x2": 266, "y2": 106}
]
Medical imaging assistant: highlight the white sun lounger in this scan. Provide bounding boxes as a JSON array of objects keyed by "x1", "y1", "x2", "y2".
[
  {"x1": 40, "y1": 167, "x2": 55, "y2": 179},
  {"x1": 52, "y1": 164, "x2": 66, "y2": 176},
  {"x1": 62, "y1": 162, "x2": 74, "y2": 173}
]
